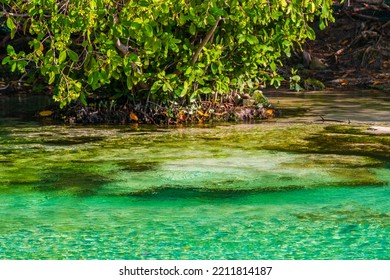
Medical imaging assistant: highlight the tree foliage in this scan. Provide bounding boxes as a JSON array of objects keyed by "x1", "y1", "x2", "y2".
[{"x1": 1, "y1": 0, "x2": 335, "y2": 107}]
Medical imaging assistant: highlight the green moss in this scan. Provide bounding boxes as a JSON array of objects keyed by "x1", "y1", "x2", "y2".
[
  {"x1": 304, "y1": 78, "x2": 325, "y2": 90},
  {"x1": 0, "y1": 122, "x2": 388, "y2": 198},
  {"x1": 305, "y1": 125, "x2": 390, "y2": 160}
]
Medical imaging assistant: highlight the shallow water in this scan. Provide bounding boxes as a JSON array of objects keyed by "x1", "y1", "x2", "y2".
[{"x1": 0, "y1": 93, "x2": 389, "y2": 259}]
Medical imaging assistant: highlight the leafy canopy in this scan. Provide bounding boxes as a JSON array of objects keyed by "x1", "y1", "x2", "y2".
[{"x1": 1, "y1": 0, "x2": 335, "y2": 107}]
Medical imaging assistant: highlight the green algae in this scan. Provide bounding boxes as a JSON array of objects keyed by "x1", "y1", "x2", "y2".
[
  {"x1": 118, "y1": 160, "x2": 160, "y2": 172},
  {"x1": 1, "y1": 122, "x2": 388, "y2": 196},
  {"x1": 227, "y1": 123, "x2": 390, "y2": 160},
  {"x1": 42, "y1": 136, "x2": 106, "y2": 146}
]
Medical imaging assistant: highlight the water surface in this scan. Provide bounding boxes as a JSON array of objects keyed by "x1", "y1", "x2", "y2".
[{"x1": 0, "y1": 92, "x2": 389, "y2": 259}]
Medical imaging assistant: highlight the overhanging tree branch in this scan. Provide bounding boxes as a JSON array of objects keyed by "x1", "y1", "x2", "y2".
[{"x1": 190, "y1": 16, "x2": 222, "y2": 66}]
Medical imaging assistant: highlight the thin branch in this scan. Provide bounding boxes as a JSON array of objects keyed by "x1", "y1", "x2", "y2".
[
  {"x1": 350, "y1": 12, "x2": 381, "y2": 21},
  {"x1": 115, "y1": 38, "x2": 129, "y2": 55},
  {"x1": 0, "y1": 11, "x2": 29, "y2": 17},
  {"x1": 382, "y1": 20, "x2": 390, "y2": 29},
  {"x1": 190, "y1": 16, "x2": 222, "y2": 66},
  {"x1": 317, "y1": 115, "x2": 346, "y2": 123}
]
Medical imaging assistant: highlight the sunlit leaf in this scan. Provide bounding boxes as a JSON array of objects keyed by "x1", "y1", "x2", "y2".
[
  {"x1": 58, "y1": 50, "x2": 67, "y2": 64},
  {"x1": 48, "y1": 72, "x2": 55, "y2": 84},
  {"x1": 246, "y1": 35, "x2": 259, "y2": 45},
  {"x1": 6, "y1": 17, "x2": 16, "y2": 39}
]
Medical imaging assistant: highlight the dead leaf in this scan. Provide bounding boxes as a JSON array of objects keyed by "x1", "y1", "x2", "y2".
[
  {"x1": 368, "y1": 59, "x2": 376, "y2": 65},
  {"x1": 39, "y1": 110, "x2": 53, "y2": 117},
  {"x1": 264, "y1": 109, "x2": 275, "y2": 118},
  {"x1": 129, "y1": 112, "x2": 138, "y2": 121},
  {"x1": 197, "y1": 111, "x2": 209, "y2": 117},
  {"x1": 177, "y1": 111, "x2": 187, "y2": 122}
]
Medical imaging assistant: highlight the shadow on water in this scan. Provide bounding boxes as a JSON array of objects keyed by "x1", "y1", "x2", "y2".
[
  {"x1": 36, "y1": 169, "x2": 111, "y2": 196},
  {"x1": 276, "y1": 107, "x2": 310, "y2": 118},
  {"x1": 304, "y1": 125, "x2": 390, "y2": 161},
  {"x1": 118, "y1": 161, "x2": 160, "y2": 172},
  {"x1": 115, "y1": 182, "x2": 388, "y2": 201},
  {"x1": 42, "y1": 136, "x2": 106, "y2": 146},
  {"x1": 119, "y1": 185, "x2": 306, "y2": 200},
  {"x1": 293, "y1": 209, "x2": 390, "y2": 222},
  {"x1": 0, "y1": 94, "x2": 52, "y2": 121}
]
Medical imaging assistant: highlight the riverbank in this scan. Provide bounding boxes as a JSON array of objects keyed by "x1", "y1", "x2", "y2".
[
  {"x1": 294, "y1": 1, "x2": 390, "y2": 92},
  {"x1": 0, "y1": 1, "x2": 388, "y2": 125}
]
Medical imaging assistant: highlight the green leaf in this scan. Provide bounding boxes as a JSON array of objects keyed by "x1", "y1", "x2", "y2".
[
  {"x1": 128, "y1": 53, "x2": 139, "y2": 62},
  {"x1": 237, "y1": 34, "x2": 246, "y2": 44},
  {"x1": 210, "y1": 7, "x2": 225, "y2": 18},
  {"x1": 58, "y1": 50, "x2": 67, "y2": 64},
  {"x1": 6, "y1": 18, "x2": 16, "y2": 39},
  {"x1": 246, "y1": 35, "x2": 259, "y2": 45},
  {"x1": 319, "y1": 20, "x2": 326, "y2": 30},
  {"x1": 2, "y1": 56, "x2": 10, "y2": 65},
  {"x1": 143, "y1": 23, "x2": 153, "y2": 38},
  {"x1": 126, "y1": 76, "x2": 133, "y2": 90},
  {"x1": 91, "y1": 71, "x2": 100, "y2": 87},
  {"x1": 180, "y1": 82, "x2": 189, "y2": 97},
  {"x1": 150, "y1": 80, "x2": 163, "y2": 94},
  {"x1": 67, "y1": 49, "x2": 78, "y2": 62},
  {"x1": 130, "y1": 22, "x2": 141, "y2": 30},
  {"x1": 6, "y1": 45, "x2": 15, "y2": 55},
  {"x1": 270, "y1": 62, "x2": 276, "y2": 72},
  {"x1": 189, "y1": 24, "x2": 196, "y2": 36},
  {"x1": 307, "y1": 27, "x2": 316, "y2": 40},
  {"x1": 48, "y1": 72, "x2": 55, "y2": 84},
  {"x1": 79, "y1": 93, "x2": 87, "y2": 106},
  {"x1": 211, "y1": 63, "x2": 218, "y2": 74},
  {"x1": 139, "y1": 0, "x2": 149, "y2": 7},
  {"x1": 184, "y1": 67, "x2": 193, "y2": 76},
  {"x1": 11, "y1": 61, "x2": 17, "y2": 72},
  {"x1": 196, "y1": 76, "x2": 205, "y2": 85},
  {"x1": 201, "y1": 87, "x2": 212, "y2": 94},
  {"x1": 322, "y1": 4, "x2": 329, "y2": 17},
  {"x1": 99, "y1": 69, "x2": 109, "y2": 83}
]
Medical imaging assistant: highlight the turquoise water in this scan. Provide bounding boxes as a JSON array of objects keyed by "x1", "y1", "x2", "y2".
[
  {"x1": 0, "y1": 119, "x2": 389, "y2": 260},
  {"x1": 1, "y1": 186, "x2": 389, "y2": 259}
]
